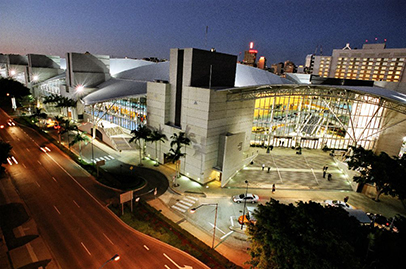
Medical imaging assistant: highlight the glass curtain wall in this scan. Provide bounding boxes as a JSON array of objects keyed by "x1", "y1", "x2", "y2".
[
  {"x1": 85, "y1": 97, "x2": 147, "y2": 131},
  {"x1": 251, "y1": 94, "x2": 384, "y2": 150}
]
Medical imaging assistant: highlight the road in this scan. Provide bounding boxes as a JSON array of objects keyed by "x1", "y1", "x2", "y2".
[{"x1": 0, "y1": 109, "x2": 208, "y2": 269}]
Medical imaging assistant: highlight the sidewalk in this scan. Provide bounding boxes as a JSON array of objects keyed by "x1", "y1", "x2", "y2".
[{"x1": 0, "y1": 174, "x2": 59, "y2": 269}]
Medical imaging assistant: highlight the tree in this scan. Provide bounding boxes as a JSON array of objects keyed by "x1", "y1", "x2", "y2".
[
  {"x1": 0, "y1": 77, "x2": 30, "y2": 99},
  {"x1": 347, "y1": 146, "x2": 400, "y2": 201},
  {"x1": 30, "y1": 107, "x2": 48, "y2": 127},
  {"x1": 59, "y1": 119, "x2": 78, "y2": 148},
  {"x1": 54, "y1": 115, "x2": 65, "y2": 144},
  {"x1": 247, "y1": 199, "x2": 367, "y2": 269},
  {"x1": 148, "y1": 127, "x2": 167, "y2": 166},
  {"x1": 0, "y1": 141, "x2": 12, "y2": 173},
  {"x1": 129, "y1": 125, "x2": 151, "y2": 166},
  {"x1": 69, "y1": 130, "x2": 90, "y2": 160},
  {"x1": 43, "y1": 94, "x2": 77, "y2": 119},
  {"x1": 168, "y1": 132, "x2": 191, "y2": 181}
]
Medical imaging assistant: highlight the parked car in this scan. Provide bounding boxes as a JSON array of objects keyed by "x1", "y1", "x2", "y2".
[
  {"x1": 324, "y1": 200, "x2": 353, "y2": 209},
  {"x1": 233, "y1": 193, "x2": 259, "y2": 203}
]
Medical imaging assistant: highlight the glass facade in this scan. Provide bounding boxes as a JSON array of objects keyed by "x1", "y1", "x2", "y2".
[
  {"x1": 251, "y1": 94, "x2": 384, "y2": 150},
  {"x1": 85, "y1": 97, "x2": 147, "y2": 131}
]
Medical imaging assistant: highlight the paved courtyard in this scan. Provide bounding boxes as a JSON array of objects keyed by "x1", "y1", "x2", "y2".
[{"x1": 225, "y1": 148, "x2": 353, "y2": 191}]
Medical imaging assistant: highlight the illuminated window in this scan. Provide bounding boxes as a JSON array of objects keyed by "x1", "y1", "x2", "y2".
[
  {"x1": 384, "y1": 58, "x2": 389, "y2": 61},
  {"x1": 380, "y1": 71, "x2": 385, "y2": 74},
  {"x1": 400, "y1": 58, "x2": 405, "y2": 61},
  {"x1": 394, "y1": 75, "x2": 400, "y2": 79},
  {"x1": 379, "y1": 75, "x2": 385, "y2": 79},
  {"x1": 388, "y1": 71, "x2": 393, "y2": 74},
  {"x1": 389, "y1": 67, "x2": 395, "y2": 70},
  {"x1": 382, "y1": 62, "x2": 388, "y2": 65},
  {"x1": 395, "y1": 71, "x2": 401, "y2": 75},
  {"x1": 387, "y1": 75, "x2": 393, "y2": 79},
  {"x1": 397, "y1": 67, "x2": 403, "y2": 70},
  {"x1": 399, "y1": 62, "x2": 404, "y2": 66},
  {"x1": 373, "y1": 71, "x2": 378, "y2": 74},
  {"x1": 368, "y1": 62, "x2": 373, "y2": 65},
  {"x1": 392, "y1": 58, "x2": 397, "y2": 61},
  {"x1": 390, "y1": 62, "x2": 396, "y2": 66}
]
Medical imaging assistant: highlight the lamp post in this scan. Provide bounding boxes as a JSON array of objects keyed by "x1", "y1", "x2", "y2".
[
  {"x1": 190, "y1": 203, "x2": 218, "y2": 249},
  {"x1": 241, "y1": 180, "x2": 249, "y2": 230},
  {"x1": 99, "y1": 254, "x2": 120, "y2": 269}
]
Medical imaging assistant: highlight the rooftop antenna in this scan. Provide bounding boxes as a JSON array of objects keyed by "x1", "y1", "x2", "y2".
[
  {"x1": 314, "y1": 45, "x2": 319, "y2": 55},
  {"x1": 320, "y1": 45, "x2": 323, "y2": 55}
]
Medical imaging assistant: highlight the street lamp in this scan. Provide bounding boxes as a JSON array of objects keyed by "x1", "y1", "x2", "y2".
[
  {"x1": 241, "y1": 180, "x2": 249, "y2": 230},
  {"x1": 99, "y1": 254, "x2": 120, "y2": 269},
  {"x1": 190, "y1": 203, "x2": 218, "y2": 249}
]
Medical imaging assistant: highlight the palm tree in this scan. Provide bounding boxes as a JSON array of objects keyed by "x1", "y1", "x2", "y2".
[
  {"x1": 129, "y1": 125, "x2": 152, "y2": 166},
  {"x1": 148, "y1": 128, "x2": 167, "y2": 166},
  {"x1": 54, "y1": 115, "x2": 65, "y2": 144},
  {"x1": 60, "y1": 119, "x2": 78, "y2": 148},
  {"x1": 168, "y1": 132, "x2": 191, "y2": 184},
  {"x1": 30, "y1": 107, "x2": 47, "y2": 127},
  {"x1": 69, "y1": 130, "x2": 90, "y2": 160},
  {"x1": 57, "y1": 97, "x2": 77, "y2": 119}
]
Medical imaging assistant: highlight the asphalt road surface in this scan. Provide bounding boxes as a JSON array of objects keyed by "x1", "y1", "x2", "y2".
[{"x1": 1, "y1": 109, "x2": 208, "y2": 269}]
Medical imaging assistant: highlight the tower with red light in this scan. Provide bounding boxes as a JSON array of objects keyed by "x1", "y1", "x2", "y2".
[{"x1": 243, "y1": 42, "x2": 258, "y2": 66}]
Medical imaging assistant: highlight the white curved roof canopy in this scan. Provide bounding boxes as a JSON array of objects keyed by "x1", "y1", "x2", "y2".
[{"x1": 82, "y1": 60, "x2": 406, "y2": 109}]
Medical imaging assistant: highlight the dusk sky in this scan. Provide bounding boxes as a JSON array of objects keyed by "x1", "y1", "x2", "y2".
[{"x1": 1, "y1": 0, "x2": 406, "y2": 65}]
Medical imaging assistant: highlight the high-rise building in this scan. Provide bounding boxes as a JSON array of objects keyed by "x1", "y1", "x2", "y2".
[
  {"x1": 242, "y1": 42, "x2": 257, "y2": 67},
  {"x1": 311, "y1": 43, "x2": 406, "y2": 82},
  {"x1": 257, "y1": 56, "x2": 266, "y2": 69}
]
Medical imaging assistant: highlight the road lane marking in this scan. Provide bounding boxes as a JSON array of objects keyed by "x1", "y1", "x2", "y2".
[
  {"x1": 171, "y1": 205, "x2": 186, "y2": 213},
  {"x1": 186, "y1": 196, "x2": 198, "y2": 201},
  {"x1": 230, "y1": 216, "x2": 234, "y2": 226},
  {"x1": 143, "y1": 245, "x2": 149, "y2": 250},
  {"x1": 52, "y1": 177, "x2": 57, "y2": 182},
  {"x1": 45, "y1": 153, "x2": 105, "y2": 207},
  {"x1": 164, "y1": 265, "x2": 170, "y2": 269},
  {"x1": 35, "y1": 181, "x2": 40, "y2": 187},
  {"x1": 175, "y1": 202, "x2": 189, "y2": 210},
  {"x1": 26, "y1": 148, "x2": 30, "y2": 152},
  {"x1": 310, "y1": 168, "x2": 319, "y2": 185},
  {"x1": 179, "y1": 200, "x2": 193, "y2": 207},
  {"x1": 22, "y1": 163, "x2": 26, "y2": 168},
  {"x1": 53, "y1": 205, "x2": 61, "y2": 215},
  {"x1": 209, "y1": 222, "x2": 225, "y2": 234},
  {"x1": 73, "y1": 200, "x2": 80, "y2": 208},
  {"x1": 81, "y1": 242, "x2": 92, "y2": 256},
  {"x1": 103, "y1": 233, "x2": 114, "y2": 245},
  {"x1": 163, "y1": 253, "x2": 192, "y2": 269},
  {"x1": 37, "y1": 160, "x2": 42, "y2": 165},
  {"x1": 220, "y1": 231, "x2": 234, "y2": 240}
]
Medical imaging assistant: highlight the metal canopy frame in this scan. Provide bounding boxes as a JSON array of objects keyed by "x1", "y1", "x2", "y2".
[{"x1": 225, "y1": 84, "x2": 406, "y2": 115}]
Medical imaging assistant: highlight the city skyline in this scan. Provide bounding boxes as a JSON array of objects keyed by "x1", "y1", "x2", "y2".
[{"x1": 1, "y1": 0, "x2": 406, "y2": 65}]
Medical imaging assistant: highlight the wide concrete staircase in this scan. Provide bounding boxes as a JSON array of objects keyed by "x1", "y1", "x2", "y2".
[{"x1": 103, "y1": 126, "x2": 138, "y2": 151}]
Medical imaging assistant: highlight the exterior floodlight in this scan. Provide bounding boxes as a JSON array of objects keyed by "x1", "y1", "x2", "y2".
[
  {"x1": 76, "y1": 85, "x2": 84, "y2": 92},
  {"x1": 189, "y1": 203, "x2": 218, "y2": 248},
  {"x1": 10, "y1": 70, "x2": 16, "y2": 76},
  {"x1": 33, "y1": 75, "x2": 39, "y2": 81}
]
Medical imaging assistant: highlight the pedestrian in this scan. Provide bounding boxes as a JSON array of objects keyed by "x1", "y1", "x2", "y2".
[
  {"x1": 322, "y1": 165, "x2": 326, "y2": 171},
  {"x1": 327, "y1": 173, "x2": 332, "y2": 181},
  {"x1": 272, "y1": 184, "x2": 276, "y2": 193},
  {"x1": 323, "y1": 170, "x2": 326, "y2": 178},
  {"x1": 262, "y1": 164, "x2": 265, "y2": 171},
  {"x1": 344, "y1": 196, "x2": 349, "y2": 203},
  {"x1": 325, "y1": 166, "x2": 328, "y2": 172},
  {"x1": 270, "y1": 145, "x2": 274, "y2": 151},
  {"x1": 267, "y1": 166, "x2": 271, "y2": 173}
]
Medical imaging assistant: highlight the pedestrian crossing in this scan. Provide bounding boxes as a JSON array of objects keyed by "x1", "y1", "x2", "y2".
[
  {"x1": 91, "y1": 155, "x2": 115, "y2": 163},
  {"x1": 171, "y1": 196, "x2": 199, "y2": 213}
]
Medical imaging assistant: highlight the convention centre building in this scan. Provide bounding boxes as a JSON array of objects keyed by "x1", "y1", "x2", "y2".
[{"x1": 2, "y1": 47, "x2": 406, "y2": 186}]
